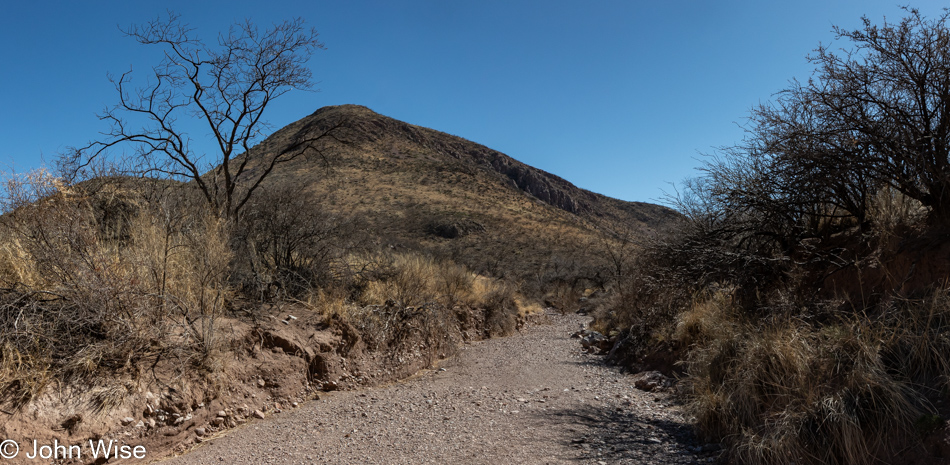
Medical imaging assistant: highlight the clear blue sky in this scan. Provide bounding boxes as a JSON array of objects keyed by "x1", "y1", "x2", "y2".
[{"x1": 1, "y1": 1, "x2": 946, "y2": 203}]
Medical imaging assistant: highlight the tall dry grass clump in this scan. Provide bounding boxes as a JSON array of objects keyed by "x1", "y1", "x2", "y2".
[
  {"x1": 128, "y1": 199, "x2": 232, "y2": 358},
  {"x1": 355, "y1": 252, "x2": 509, "y2": 311},
  {"x1": 674, "y1": 289, "x2": 950, "y2": 465},
  {"x1": 867, "y1": 186, "x2": 928, "y2": 238},
  {"x1": 323, "y1": 251, "x2": 520, "y2": 367}
]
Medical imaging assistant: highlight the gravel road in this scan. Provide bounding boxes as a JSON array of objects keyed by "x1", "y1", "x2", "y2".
[{"x1": 159, "y1": 312, "x2": 714, "y2": 464}]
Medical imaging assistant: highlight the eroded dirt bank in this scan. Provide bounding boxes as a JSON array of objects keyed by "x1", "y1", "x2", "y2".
[{"x1": 158, "y1": 312, "x2": 713, "y2": 464}]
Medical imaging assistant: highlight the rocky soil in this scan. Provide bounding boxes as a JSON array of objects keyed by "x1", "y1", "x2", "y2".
[{"x1": 159, "y1": 312, "x2": 719, "y2": 464}]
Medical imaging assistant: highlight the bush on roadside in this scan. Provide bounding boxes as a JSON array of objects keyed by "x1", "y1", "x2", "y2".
[{"x1": 0, "y1": 171, "x2": 231, "y2": 407}]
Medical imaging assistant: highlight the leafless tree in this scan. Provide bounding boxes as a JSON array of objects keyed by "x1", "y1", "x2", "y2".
[
  {"x1": 731, "y1": 7, "x2": 950, "y2": 228},
  {"x1": 60, "y1": 12, "x2": 342, "y2": 221}
]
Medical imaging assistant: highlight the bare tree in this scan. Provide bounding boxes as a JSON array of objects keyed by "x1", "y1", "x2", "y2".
[
  {"x1": 60, "y1": 12, "x2": 342, "y2": 221},
  {"x1": 738, "y1": 7, "x2": 950, "y2": 226}
]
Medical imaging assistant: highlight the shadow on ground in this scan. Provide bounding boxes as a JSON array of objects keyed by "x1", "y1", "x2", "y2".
[
  {"x1": 536, "y1": 352, "x2": 723, "y2": 464},
  {"x1": 544, "y1": 401, "x2": 708, "y2": 464}
]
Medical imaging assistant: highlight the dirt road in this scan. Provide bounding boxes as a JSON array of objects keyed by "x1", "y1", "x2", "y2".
[{"x1": 159, "y1": 312, "x2": 710, "y2": 464}]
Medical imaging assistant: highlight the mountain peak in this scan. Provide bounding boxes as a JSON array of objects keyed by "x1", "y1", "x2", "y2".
[
  {"x1": 242, "y1": 105, "x2": 679, "y2": 277},
  {"x1": 309, "y1": 104, "x2": 378, "y2": 119}
]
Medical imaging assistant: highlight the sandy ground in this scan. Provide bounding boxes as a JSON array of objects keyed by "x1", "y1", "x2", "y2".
[{"x1": 157, "y1": 312, "x2": 714, "y2": 464}]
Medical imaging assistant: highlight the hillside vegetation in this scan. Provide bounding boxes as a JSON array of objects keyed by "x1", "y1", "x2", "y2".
[
  {"x1": 234, "y1": 104, "x2": 678, "y2": 296},
  {"x1": 594, "y1": 9, "x2": 950, "y2": 464},
  {"x1": 0, "y1": 105, "x2": 675, "y2": 453}
]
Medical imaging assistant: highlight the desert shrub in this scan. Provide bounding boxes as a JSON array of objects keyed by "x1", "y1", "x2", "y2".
[
  {"x1": 236, "y1": 183, "x2": 365, "y2": 300},
  {"x1": 480, "y1": 280, "x2": 519, "y2": 337},
  {"x1": 866, "y1": 186, "x2": 928, "y2": 239},
  {"x1": 347, "y1": 302, "x2": 461, "y2": 366},
  {"x1": 335, "y1": 251, "x2": 520, "y2": 355},
  {"x1": 357, "y1": 253, "x2": 438, "y2": 307},
  {"x1": 436, "y1": 261, "x2": 475, "y2": 307},
  {"x1": 597, "y1": 10, "x2": 950, "y2": 462},
  {"x1": 129, "y1": 198, "x2": 232, "y2": 358},
  {"x1": 542, "y1": 280, "x2": 583, "y2": 314},
  {"x1": 0, "y1": 171, "x2": 232, "y2": 406}
]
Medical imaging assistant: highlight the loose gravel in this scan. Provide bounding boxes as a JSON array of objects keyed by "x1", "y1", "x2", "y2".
[{"x1": 159, "y1": 312, "x2": 717, "y2": 464}]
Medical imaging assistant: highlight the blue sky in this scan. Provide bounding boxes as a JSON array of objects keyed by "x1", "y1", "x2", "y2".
[{"x1": 1, "y1": 1, "x2": 947, "y2": 203}]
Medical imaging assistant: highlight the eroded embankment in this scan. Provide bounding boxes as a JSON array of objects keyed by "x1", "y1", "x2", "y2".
[{"x1": 0, "y1": 300, "x2": 517, "y2": 465}]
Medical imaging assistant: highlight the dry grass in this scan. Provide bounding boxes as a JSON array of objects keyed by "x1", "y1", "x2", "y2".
[
  {"x1": 0, "y1": 164, "x2": 543, "y2": 414},
  {"x1": 867, "y1": 185, "x2": 928, "y2": 237},
  {"x1": 301, "y1": 250, "x2": 524, "y2": 361},
  {"x1": 677, "y1": 289, "x2": 950, "y2": 465},
  {"x1": 0, "y1": 171, "x2": 232, "y2": 407},
  {"x1": 354, "y1": 252, "x2": 516, "y2": 311}
]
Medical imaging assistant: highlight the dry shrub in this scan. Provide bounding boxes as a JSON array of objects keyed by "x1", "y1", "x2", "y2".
[
  {"x1": 680, "y1": 290, "x2": 950, "y2": 465},
  {"x1": 480, "y1": 280, "x2": 519, "y2": 337},
  {"x1": 129, "y1": 199, "x2": 232, "y2": 357},
  {"x1": 436, "y1": 261, "x2": 475, "y2": 307},
  {"x1": 0, "y1": 341, "x2": 53, "y2": 407},
  {"x1": 876, "y1": 290, "x2": 950, "y2": 385},
  {"x1": 348, "y1": 302, "x2": 461, "y2": 366},
  {"x1": 0, "y1": 171, "x2": 232, "y2": 406},
  {"x1": 673, "y1": 288, "x2": 739, "y2": 349},
  {"x1": 592, "y1": 257, "x2": 692, "y2": 353},
  {"x1": 543, "y1": 280, "x2": 583, "y2": 314},
  {"x1": 358, "y1": 253, "x2": 438, "y2": 307},
  {"x1": 305, "y1": 287, "x2": 352, "y2": 319},
  {"x1": 237, "y1": 183, "x2": 364, "y2": 300}
]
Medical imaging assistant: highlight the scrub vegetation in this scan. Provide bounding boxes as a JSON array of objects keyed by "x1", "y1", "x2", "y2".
[{"x1": 595, "y1": 8, "x2": 950, "y2": 464}]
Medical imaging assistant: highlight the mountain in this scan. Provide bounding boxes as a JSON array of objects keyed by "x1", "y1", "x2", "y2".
[{"x1": 239, "y1": 104, "x2": 680, "y2": 292}]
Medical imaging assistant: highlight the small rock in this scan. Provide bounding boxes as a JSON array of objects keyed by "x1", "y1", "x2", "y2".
[
  {"x1": 195, "y1": 427, "x2": 207, "y2": 437},
  {"x1": 632, "y1": 371, "x2": 672, "y2": 392},
  {"x1": 134, "y1": 421, "x2": 145, "y2": 429},
  {"x1": 120, "y1": 417, "x2": 135, "y2": 426},
  {"x1": 253, "y1": 410, "x2": 266, "y2": 419},
  {"x1": 216, "y1": 410, "x2": 227, "y2": 418},
  {"x1": 257, "y1": 379, "x2": 266, "y2": 388},
  {"x1": 212, "y1": 417, "x2": 225, "y2": 427}
]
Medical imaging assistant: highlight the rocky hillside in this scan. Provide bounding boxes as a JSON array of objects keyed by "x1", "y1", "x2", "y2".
[{"x1": 237, "y1": 104, "x2": 679, "y2": 290}]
